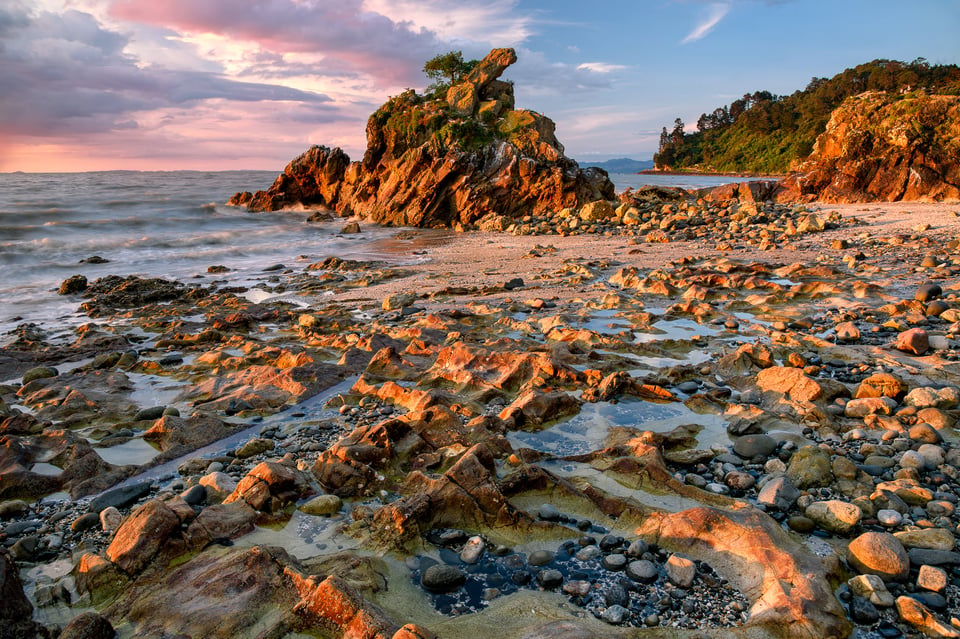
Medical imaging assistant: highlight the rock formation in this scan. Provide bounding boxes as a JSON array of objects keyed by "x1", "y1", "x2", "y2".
[
  {"x1": 229, "y1": 48, "x2": 615, "y2": 227},
  {"x1": 775, "y1": 91, "x2": 960, "y2": 203}
]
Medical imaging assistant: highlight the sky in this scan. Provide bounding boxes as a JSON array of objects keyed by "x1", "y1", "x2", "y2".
[{"x1": 1, "y1": 0, "x2": 958, "y2": 172}]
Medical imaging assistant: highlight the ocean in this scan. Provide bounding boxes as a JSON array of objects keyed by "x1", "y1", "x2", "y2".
[{"x1": 0, "y1": 170, "x2": 747, "y2": 344}]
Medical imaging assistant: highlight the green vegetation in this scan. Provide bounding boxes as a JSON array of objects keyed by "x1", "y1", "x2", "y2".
[
  {"x1": 654, "y1": 58, "x2": 960, "y2": 173},
  {"x1": 423, "y1": 51, "x2": 479, "y2": 97}
]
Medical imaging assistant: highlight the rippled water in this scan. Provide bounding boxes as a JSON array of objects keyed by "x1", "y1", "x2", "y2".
[{"x1": 0, "y1": 171, "x2": 440, "y2": 340}]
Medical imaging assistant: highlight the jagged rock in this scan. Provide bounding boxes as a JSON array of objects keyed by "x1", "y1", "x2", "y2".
[
  {"x1": 1, "y1": 550, "x2": 39, "y2": 639},
  {"x1": 105, "y1": 499, "x2": 181, "y2": 575},
  {"x1": 230, "y1": 48, "x2": 614, "y2": 228},
  {"x1": 776, "y1": 92, "x2": 960, "y2": 203}
]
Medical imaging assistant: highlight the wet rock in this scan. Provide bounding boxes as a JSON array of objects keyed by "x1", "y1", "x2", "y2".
[
  {"x1": 626, "y1": 559, "x2": 658, "y2": 583},
  {"x1": 105, "y1": 499, "x2": 181, "y2": 575},
  {"x1": 602, "y1": 553, "x2": 627, "y2": 571},
  {"x1": 537, "y1": 504, "x2": 560, "y2": 521},
  {"x1": 421, "y1": 564, "x2": 466, "y2": 593},
  {"x1": 805, "y1": 500, "x2": 862, "y2": 534},
  {"x1": 71, "y1": 512, "x2": 101, "y2": 533},
  {"x1": 786, "y1": 446, "x2": 834, "y2": 489},
  {"x1": 58, "y1": 612, "x2": 115, "y2": 639},
  {"x1": 601, "y1": 604, "x2": 629, "y2": 625},
  {"x1": 528, "y1": 550, "x2": 554, "y2": 566},
  {"x1": 849, "y1": 596, "x2": 880, "y2": 624},
  {"x1": 22, "y1": 366, "x2": 58, "y2": 384},
  {"x1": 300, "y1": 494, "x2": 342, "y2": 516},
  {"x1": 896, "y1": 328, "x2": 929, "y2": 355},
  {"x1": 89, "y1": 482, "x2": 152, "y2": 514},
  {"x1": 1, "y1": 550, "x2": 38, "y2": 639},
  {"x1": 536, "y1": 569, "x2": 563, "y2": 589},
  {"x1": 58, "y1": 274, "x2": 88, "y2": 295},
  {"x1": 757, "y1": 476, "x2": 801, "y2": 511},
  {"x1": 847, "y1": 532, "x2": 910, "y2": 581},
  {"x1": 732, "y1": 433, "x2": 777, "y2": 459},
  {"x1": 460, "y1": 536, "x2": 485, "y2": 564}
]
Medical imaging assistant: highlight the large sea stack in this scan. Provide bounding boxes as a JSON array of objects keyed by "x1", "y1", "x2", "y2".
[{"x1": 229, "y1": 48, "x2": 615, "y2": 228}]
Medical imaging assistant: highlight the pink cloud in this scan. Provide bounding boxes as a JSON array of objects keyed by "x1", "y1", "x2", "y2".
[{"x1": 109, "y1": 0, "x2": 443, "y2": 87}]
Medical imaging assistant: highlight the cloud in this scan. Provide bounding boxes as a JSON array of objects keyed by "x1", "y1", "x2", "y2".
[
  {"x1": 0, "y1": 6, "x2": 336, "y2": 139},
  {"x1": 109, "y1": 0, "x2": 449, "y2": 88},
  {"x1": 681, "y1": 2, "x2": 731, "y2": 43},
  {"x1": 576, "y1": 62, "x2": 627, "y2": 73},
  {"x1": 361, "y1": 0, "x2": 535, "y2": 46}
]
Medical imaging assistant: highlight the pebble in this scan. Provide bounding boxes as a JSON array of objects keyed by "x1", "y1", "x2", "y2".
[
  {"x1": 626, "y1": 560, "x2": 658, "y2": 583},
  {"x1": 528, "y1": 550, "x2": 554, "y2": 566},
  {"x1": 536, "y1": 569, "x2": 563, "y2": 589},
  {"x1": 421, "y1": 565, "x2": 466, "y2": 593}
]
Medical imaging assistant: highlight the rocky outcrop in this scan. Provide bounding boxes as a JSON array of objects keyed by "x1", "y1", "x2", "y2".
[
  {"x1": 776, "y1": 91, "x2": 960, "y2": 203},
  {"x1": 230, "y1": 48, "x2": 614, "y2": 227}
]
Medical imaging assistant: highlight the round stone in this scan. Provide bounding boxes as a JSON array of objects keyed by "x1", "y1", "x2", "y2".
[
  {"x1": 602, "y1": 604, "x2": 629, "y2": 625},
  {"x1": 575, "y1": 545, "x2": 601, "y2": 561},
  {"x1": 300, "y1": 494, "x2": 343, "y2": 516},
  {"x1": 602, "y1": 553, "x2": 627, "y2": 571},
  {"x1": 528, "y1": 550, "x2": 554, "y2": 566},
  {"x1": 626, "y1": 539, "x2": 649, "y2": 557},
  {"x1": 536, "y1": 568, "x2": 563, "y2": 589},
  {"x1": 421, "y1": 565, "x2": 466, "y2": 593},
  {"x1": 537, "y1": 504, "x2": 560, "y2": 521},
  {"x1": 604, "y1": 583, "x2": 630, "y2": 607},
  {"x1": 876, "y1": 509, "x2": 903, "y2": 527},
  {"x1": 848, "y1": 532, "x2": 910, "y2": 582},
  {"x1": 626, "y1": 560, "x2": 658, "y2": 583},
  {"x1": 732, "y1": 434, "x2": 777, "y2": 459},
  {"x1": 915, "y1": 282, "x2": 942, "y2": 302}
]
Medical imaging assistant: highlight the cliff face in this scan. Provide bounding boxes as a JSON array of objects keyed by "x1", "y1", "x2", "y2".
[
  {"x1": 777, "y1": 91, "x2": 960, "y2": 203},
  {"x1": 230, "y1": 48, "x2": 615, "y2": 227}
]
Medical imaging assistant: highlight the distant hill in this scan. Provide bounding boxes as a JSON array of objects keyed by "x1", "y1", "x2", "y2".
[
  {"x1": 580, "y1": 158, "x2": 654, "y2": 173},
  {"x1": 654, "y1": 58, "x2": 960, "y2": 174}
]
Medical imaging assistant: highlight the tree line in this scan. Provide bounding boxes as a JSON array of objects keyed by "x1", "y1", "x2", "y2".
[{"x1": 654, "y1": 58, "x2": 960, "y2": 173}]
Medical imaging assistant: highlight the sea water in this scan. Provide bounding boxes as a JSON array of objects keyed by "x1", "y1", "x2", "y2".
[
  {"x1": 0, "y1": 170, "x2": 441, "y2": 342},
  {"x1": 0, "y1": 171, "x2": 742, "y2": 343}
]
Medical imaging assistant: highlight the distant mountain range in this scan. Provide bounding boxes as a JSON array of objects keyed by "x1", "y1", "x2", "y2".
[{"x1": 579, "y1": 158, "x2": 654, "y2": 173}]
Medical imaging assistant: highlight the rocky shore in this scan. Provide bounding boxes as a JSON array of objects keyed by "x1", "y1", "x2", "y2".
[{"x1": 3, "y1": 191, "x2": 960, "y2": 638}]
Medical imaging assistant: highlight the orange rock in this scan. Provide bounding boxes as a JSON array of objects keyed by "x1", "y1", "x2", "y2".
[
  {"x1": 756, "y1": 366, "x2": 823, "y2": 402},
  {"x1": 105, "y1": 499, "x2": 180, "y2": 575},
  {"x1": 855, "y1": 373, "x2": 907, "y2": 399}
]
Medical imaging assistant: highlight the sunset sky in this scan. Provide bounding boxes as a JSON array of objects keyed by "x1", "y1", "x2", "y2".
[{"x1": 2, "y1": 0, "x2": 958, "y2": 172}]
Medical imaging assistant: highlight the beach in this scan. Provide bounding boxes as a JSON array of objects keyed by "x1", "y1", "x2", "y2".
[{"x1": 4, "y1": 192, "x2": 960, "y2": 638}]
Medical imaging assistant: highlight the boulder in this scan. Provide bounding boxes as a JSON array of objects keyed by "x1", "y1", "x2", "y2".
[
  {"x1": 847, "y1": 532, "x2": 910, "y2": 581},
  {"x1": 786, "y1": 446, "x2": 834, "y2": 489},
  {"x1": 897, "y1": 328, "x2": 930, "y2": 355},
  {"x1": 58, "y1": 612, "x2": 115, "y2": 639},
  {"x1": 756, "y1": 366, "x2": 823, "y2": 402},
  {"x1": 855, "y1": 373, "x2": 907, "y2": 399},
  {"x1": 804, "y1": 500, "x2": 862, "y2": 534},
  {"x1": 105, "y1": 499, "x2": 181, "y2": 574},
  {"x1": 896, "y1": 595, "x2": 960, "y2": 637}
]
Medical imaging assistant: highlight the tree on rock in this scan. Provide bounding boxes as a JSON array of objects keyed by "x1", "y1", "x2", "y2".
[{"x1": 423, "y1": 51, "x2": 478, "y2": 95}]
